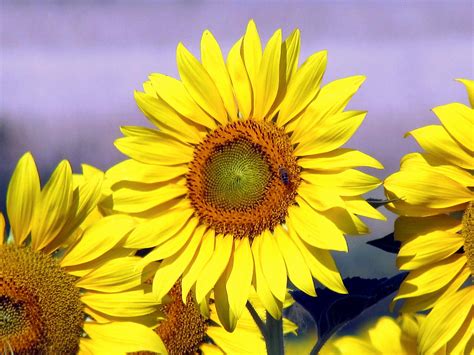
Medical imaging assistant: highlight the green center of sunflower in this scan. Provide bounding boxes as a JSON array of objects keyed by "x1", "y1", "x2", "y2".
[
  {"x1": 0, "y1": 244, "x2": 84, "y2": 354},
  {"x1": 187, "y1": 119, "x2": 301, "y2": 239},
  {"x1": 462, "y1": 201, "x2": 474, "y2": 276},
  {"x1": 203, "y1": 139, "x2": 272, "y2": 210}
]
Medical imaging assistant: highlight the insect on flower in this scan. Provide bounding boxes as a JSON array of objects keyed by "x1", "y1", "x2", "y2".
[{"x1": 279, "y1": 166, "x2": 290, "y2": 185}]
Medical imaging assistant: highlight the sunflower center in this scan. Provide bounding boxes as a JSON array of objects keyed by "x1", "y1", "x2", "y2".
[
  {"x1": 0, "y1": 244, "x2": 83, "y2": 354},
  {"x1": 187, "y1": 119, "x2": 300, "y2": 239},
  {"x1": 156, "y1": 283, "x2": 207, "y2": 355},
  {"x1": 462, "y1": 201, "x2": 474, "y2": 276},
  {"x1": 203, "y1": 139, "x2": 272, "y2": 210}
]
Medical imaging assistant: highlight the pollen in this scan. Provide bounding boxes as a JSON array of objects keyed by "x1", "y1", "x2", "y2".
[
  {"x1": 462, "y1": 201, "x2": 474, "y2": 276},
  {"x1": 155, "y1": 283, "x2": 207, "y2": 355},
  {"x1": 0, "y1": 244, "x2": 83, "y2": 354},
  {"x1": 187, "y1": 119, "x2": 301, "y2": 239}
]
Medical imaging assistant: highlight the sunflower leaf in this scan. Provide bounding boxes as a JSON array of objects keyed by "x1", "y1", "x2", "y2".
[
  {"x1": 367, "y1": 232, "x2": 400, "y2": 253},
  {"x1": 290, "y1": 273, "x2": 407, "y2": 353}
]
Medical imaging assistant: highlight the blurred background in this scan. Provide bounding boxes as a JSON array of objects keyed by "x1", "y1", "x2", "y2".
[{"x1": 1, "y1": 0, "x2": 473, "y2": 345}]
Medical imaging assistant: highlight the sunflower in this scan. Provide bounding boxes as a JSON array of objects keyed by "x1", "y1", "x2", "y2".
[
  {"x1": 384, "y1": 79, "x2": 474, "y2": 354},
  {"x1": 321, "y1": 314, "x2": 431, "y2": 355},
  {"x1": 0, "y1": 153, "x2": 166, "y2": 354},
  {"x1": 137, "y1": 283, "x2": 297, "y2": 355},
  {"x1": 107, "y1": 20, "x2": 385, "y2": 330}
]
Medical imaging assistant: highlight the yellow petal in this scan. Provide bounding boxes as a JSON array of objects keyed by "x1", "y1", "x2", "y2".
[
  {"x1": 400, "y1": 152, "x2": 474, "y2": 187},
  {"x1": 394, "y1": 215, "x2": 460, "y2": 242},
  {"x1": 298, "y1": 148, "x2": 383, "y2": 171},
  {"x1": 107, "y1": 159, "x2": 187, "y2": 185},
  {"x1": 274, "y1": 225, "x2": 316, "y2": 296},
  {"x1": 297, "y1": 183, "x2": 346, "y2": 211},
  {"x1": 395, "y1": 254, "x2": 465, "y2": 300},
  {"x1": 195, "y1": 234, "x2": 233, "y2": 303},
  {"x1": 398, "y1": 231, "x2": 464, "y2": 269},
  {"x1": 125, "y1": 207, "x2": 193, "y2": 249},
  {"x1": 114, "y1": 135, "x2": 193, "y2": 166},
  {"x1": 227, "y1": 38, "x2": 252, "y2": 119},
  {"x1": 7, "y1": 152, "x2": 40, "y2": 246},
  {"x1": 290, "y1": 75, "x2": 365, "y2": 139},
  {"x1": 277, "y1": 50, "x2": 327, "y2": 127},
  {"x1": 294, "y1": 111, "x2": 366, "y2": 155},
  {"x1": 253, "y1": 29, "x2": 282, "y2": 119},
  {"x1": 151, "y1": 224, "x2": 204, "y2": 300},
  {"x1": 181, "y1": 229, "x2": 215, "y2": 302},
  {"x1": 207, "y1": 326, "x2": 266, "y2": 354},
  {"x1": 433, "y1": 102, "x2": 473, "y2": 153},
  {"x1": 112, "y1": 183, "x2": 187, "y2": 213},
  {"x1": 201, "y1": 30, "x2": 238, "y2": 121},
  {"x1": 226, "y1": 238, "x2": 254, "y2": 320},
  {"x1": 419, "y1": 287, "x2": 473, "y2": 354},
  {"x1": 287, "y1": 225, "x2": 347, "y2": 294},
  {"x1": 134, "y1": 91, "x2": 203, "y2": 144},
  {"x1": 407, "y1": 125, "x2": 473, "y2": 169},
  {"x1": 384, "y1": 170, "x2": 473, "y2": 209},
  {"x1": 283, "y1": 29, "x2": 300, "y2": 83},
  {"x1": 177, "y1": 42, "x2": 227, "y2": 124},
  {"x1": 242, "y1": 20, "x2": 262, "y2": 95},
  {"x1": 456, "y1": 78, "x2": 474, "y2": 108},
  {"x1": 48, "y1": 170, "x2": 103, "y2": 254},
  {"x1": 446, "y1": 306, "x2": 473, "y2": 354},
  {"x1": 0, "y1": 213, "x2": 5, "y2": 243},
  {"x1": 81, "y1": 288, "x2": 158, "y2": 318},
  {"x1": 83, "y1": 321, "x2": 167, "y2": 354},
  {"x1": 251, "y1": 237, "x2": 282, "y2": 319},
  {"x1": 31, "y1": 160, "x2": 73, "y2": 251},
  {"x1": 141, "y1": 217, "x2": 199, "y2": 266},
  {"x1": 214, "y1": 259, "x2": 236, "y2": 331},
  {"x1": 60, "y1": 215, "x2": 135, "y2": 267},
  {"x1": 303, "y1": 169, "x2": 381, "y2": 197},
  {"x1": 150, "y1": 73, "x2": 216, "y2": 129},
  {"x1": 200, "y1": 343, "x2": 224, "y2": 355},
  {"x1": 343, "y1": 197, "x2": 387, "y2": 221},
  {"x1": 260, "y1": 230, "x2": 287, "y2": 303},
  {"x1": 77, "y1": 257, "x2": 150, "y2": 293},
  {"x1": 288, "y1": 200, "x2": 348, "y2": 251}
]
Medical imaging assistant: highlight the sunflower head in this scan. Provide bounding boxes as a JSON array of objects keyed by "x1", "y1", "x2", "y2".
[
  {"x1": 108, "y1": 20, "x2": 384, "y2": 330},
  {"x1": 1, "y1": 153, "x2": 166, "y2": 354}
]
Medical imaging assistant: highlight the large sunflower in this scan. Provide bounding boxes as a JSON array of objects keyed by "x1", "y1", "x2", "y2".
[
  {"x1": 384, "y1": 79, "x2": 474, "y2": 354},
  {"x1": 1, "y1": 153, "x2": 166, "y2": 354},
  {"x1": 321, "y1": 314, "x2": 430, "y2": 355},
  {"x1": 108, "y1": 20, "x2": 385, "y2": 330},
  {"x1": 139, "y1": 283, "x2": 297, "y2": 355}
]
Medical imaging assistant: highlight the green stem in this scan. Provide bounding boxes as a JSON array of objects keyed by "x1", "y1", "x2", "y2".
[{"x1": 265, "y1": 310, "x2": 285, "y2": 355}]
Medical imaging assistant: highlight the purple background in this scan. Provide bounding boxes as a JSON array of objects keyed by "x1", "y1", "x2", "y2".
[{"x1": 1, "y1": 1, "x2": 472, "y2": 281}]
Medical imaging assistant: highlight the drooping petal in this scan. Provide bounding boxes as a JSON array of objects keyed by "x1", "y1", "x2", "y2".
[
  {"x1": 6, "y1": 152, "x2": 40, "y2": 245},
  {"x1": 260, "y1": 230, "x2": 287, "y2": 303}
]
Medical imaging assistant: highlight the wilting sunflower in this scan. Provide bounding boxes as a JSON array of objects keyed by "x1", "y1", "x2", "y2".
[
  {"x1": 384, "y1": 79, "x2": 474, "y2": 354},
  {"x1": 108, "y1": 20, "x2": 385, "y2": 330},
  {"x1": 137, "y1": 282, "x2": 297, "y2": 355},
  {"x1": 321, "y1": 314, "x2": 429, "y2": 355},
  {"x1": 0, "y1": 153, "x2": 166, "y2": 354}
]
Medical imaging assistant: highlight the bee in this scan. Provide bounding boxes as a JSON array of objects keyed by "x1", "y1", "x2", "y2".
[{"x1": 278, "y1": 167, "x2": 290, "y2": 186}]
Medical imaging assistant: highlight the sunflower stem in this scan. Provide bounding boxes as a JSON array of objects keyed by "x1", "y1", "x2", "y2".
[
  {"x1": 246, "y1": 301, "x2": 269, "y2": 340},
  {"x1": 265, "y1": 310, "x2": 285, "y2": 355}
]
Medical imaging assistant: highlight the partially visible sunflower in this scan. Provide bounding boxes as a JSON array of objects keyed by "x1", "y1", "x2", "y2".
[
  {"x1": 384, "y1": 79, "x2": 474, "y2": 354},
  {"x1": 321, "y1": 314, "x2": 435, "y2": 355},
  {"x1": 107, "y1": 20, "x2": 385, "y2": 330},
  {"x1": 0, "y1": 153, "x2": 166, "y2": 354},
  {"x1": 137, "y1": 283, "x2": 297, "y2": 355}
]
